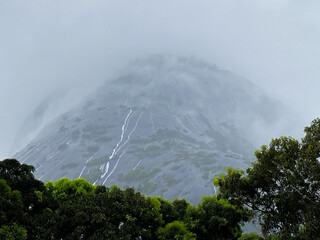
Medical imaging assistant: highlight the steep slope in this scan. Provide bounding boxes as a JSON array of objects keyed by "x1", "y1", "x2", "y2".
[{"x1": 14, "y1": 55, "x2": 282, "y2": 203}]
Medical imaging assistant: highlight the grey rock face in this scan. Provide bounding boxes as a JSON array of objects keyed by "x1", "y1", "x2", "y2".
[{"x1": 14, "y1": 55, "x2": 280, "y2": 204}]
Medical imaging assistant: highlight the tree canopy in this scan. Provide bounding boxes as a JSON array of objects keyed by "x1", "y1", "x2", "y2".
[{"x1": 214, "y1": 118, "x2": 320, "y2": 239}]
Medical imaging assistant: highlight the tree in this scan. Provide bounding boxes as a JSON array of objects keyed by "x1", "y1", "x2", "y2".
[
  {"x1": 193, "y1": 196, "x2": 250, "y2": 240},
  {"x1": 157, "y1": 197, "x2": 180, "y2": 224},
  {"x1": 0, "y1": 223, "x2": 27, "y2": 240},
  {"x1": 45, "y1": 177, "x2": 96, "y2": 201},
  {"x1": 214, "y1": 118, "x2": 320, "y2": 239},
  {"x1": 238, "y1": 232, "x2": 261, "y2": 240},
  {"x1": 0, "y1": 159, "x2": 59, "y2": 239},
  {"x1": 157, "y1": 221, "x2": 196, "y2": 240},
  {"x1": 0, "y1": 159, "x2": 45, "y2": 211},
  {"x1": 0, "y1": 179, "x2": 24, "y2": 230},
  {"x1": 107, "y1": 186, "x2": 163, "y2": 239},
  {"x1": 51, "y1": 184, "x2": 163, "y2": 239}
]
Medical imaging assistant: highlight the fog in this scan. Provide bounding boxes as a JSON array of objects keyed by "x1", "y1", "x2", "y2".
[{"x1": 1, "y1": 0, "x2": 320, "y2": 158}]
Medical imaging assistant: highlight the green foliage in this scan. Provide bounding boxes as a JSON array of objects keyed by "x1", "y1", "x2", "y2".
[
  {"x1": 85, "y1": 155, "x2": 108, "y2": 167},
  {"x1": 165, "y1": 175, "x2": 179, "y2": 187},
  {"x1": 6, "y1": 119, "x2": 320, "y2": 239},
  {"x1": 86, "y1": 145, "x2": 100, "y2": 155},
  {"x1": 127, "y1": 144, "x2": 164, "y2": 159},
  {"x1": 0, "y1": 158, "x2": 46, "y2": 217},
  {"x1": 46, "y1": 177, "x2": 95, "y2": 200},
  {"x1": 238, "y1": 232, "x2": 261, "y2": 240},
  {"x1": 0, "y1": 158, "x2": 44, "y2": 194},
  {"x1": 0, "y1": 159, "x2": 58, "y2": 239},
  {"x1": 83, "y1": 168, "x2": 102, "y2": 183},
  {"x1": 131, "y1": 129, "x2": 195, "y2": 144},
  {"x1": 143, "y1": 144, "x2": 163, "y2": 158},
  {"x1": 71, "y1": 129, "x2": 80, "y2": 140},
  {"x1": 193, "y1": 196, "x2": 250, "y2": 240},
  {"x1": 172, "y1": 199, "x2": 189, "y2": 221},
  {"x1": 0, "y1": 179, "x2": 23, "y2": 226},
  {"x1": 82, "y1": 124, "x2": 106, "y2": 140},
  {"x1": 175, "y1": 151, "x2": 217, "y2": 166},
  {"x1": 157, "y1": 197, "x2": 179, "y2": 223},
  {"x1": 117, "y1": 166, "x2": 159, "y2": 182},
  {"x1": 0, "y1": 223, "x2": 27, "y2": 240},
  {"x1": 60, "y1": 162, "x2": 79, "y2": 170},
  {"x1": 214, "y1": 118, "x2": 320, "y2": 239},
  {"x1": 137, "y1": 181, "x2": 157, "y2": 195},
  {"x1": 157, "y1": 221, "x2": 196, "y2": 240},
  {"x1": 0, "y1": 158, "x2": 254, "y2": 239}
]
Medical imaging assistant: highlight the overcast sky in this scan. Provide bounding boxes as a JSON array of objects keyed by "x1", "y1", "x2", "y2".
[{"x1": 1, "y1": 0, "x2": 320, "y2": 158}]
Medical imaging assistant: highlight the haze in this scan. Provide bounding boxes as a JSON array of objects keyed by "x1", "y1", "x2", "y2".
[{"x1": 1, "y1": 0, "x2": 320, "y2": 159}]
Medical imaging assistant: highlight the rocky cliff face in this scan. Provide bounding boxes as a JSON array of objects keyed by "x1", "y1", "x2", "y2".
[{"x1": 14, "y1": 55, "x2": 282, "y2": 203}]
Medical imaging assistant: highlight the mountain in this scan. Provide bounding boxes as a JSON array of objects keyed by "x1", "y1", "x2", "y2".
[{"x1": 14, "y1": 55, "x2": 284, "y2": 204}]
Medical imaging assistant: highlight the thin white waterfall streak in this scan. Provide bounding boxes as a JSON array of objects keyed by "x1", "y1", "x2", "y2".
[
  {"x1": 47, "y1": 151, "x2": 59, "y2": 161},
  {"x1": 47, "y1": 153, "x2": 55, "y2": 160},
  {"x1": 124, "y1": 112, "x2": 133, "y2": 132},
  {"x1": 20, "y1": 143, "x2": 40, "y2": 163},
  {"x1": 109, "y1": 109, "x2": 132, "y2": 160},
  {"x1": 100, "y1": 164, "x2": 105, "y2": 171},
  {"x1": 38, "y1": 173, "x2": 46, "y2": 181},
  {"x1": 101, "y1": 161, "x2": 110, "y2": 179},
  {"x1": 115, "y1": 111, "x2": 144, "y2": 155},
  {"x1": 85, "y1": 154, "x2": 95, "y2": 164},
  {"x1": 167, "y1": 103, "x2": 197, "y2": 139},
  {"x1": 144, "y1": 144, "x2": 149, "y2": 151},
  {"x1": 187, "y1": 115, "x2": 201, "y2": 133},
  {"x1": 78, "y1": 166, "x2": 87, "y2": 178},
  {"x1": 106, "y1": 162, "x2": 109, "y2": 172},
  {"x1": 151, "y1": 111, "x2": 155, "y2": 134},
  {"x1": 93, "y1": 180, "x2": 98, "y2": 185},
  {"x1": 103, "y1": 150, "x2": 126, "y2": 185},
  {"x1": 36, "y1": 165, "x2": 42, "y2": 172},
  {"x1": 178, "y1": 179, "x2": 187, "y2": 199},
  {"x1": 133, "y1": 160, "x2": 142, "y2": 171}
]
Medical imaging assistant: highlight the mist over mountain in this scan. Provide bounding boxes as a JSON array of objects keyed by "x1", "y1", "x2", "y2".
[{"x1": 14, "y1": 55, "x2": 293, "y2": 203}]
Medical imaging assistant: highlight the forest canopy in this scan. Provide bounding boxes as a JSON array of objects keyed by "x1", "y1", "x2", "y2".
[
  {"x1": 0, "y1": 159, "x2": 249, "y2": 240},
  {"x1": 214, "y1": 118, "x2": 320, "y2": 239}
]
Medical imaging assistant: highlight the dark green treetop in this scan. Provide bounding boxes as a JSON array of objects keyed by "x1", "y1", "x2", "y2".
[{"x1": 214, "y1": 118, "x2": 320, "y2": 239}]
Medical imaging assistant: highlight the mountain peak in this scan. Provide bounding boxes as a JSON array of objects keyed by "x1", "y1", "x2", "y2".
[{"x1": 14, "y1": 55, "x2": 284, "y2": 204}]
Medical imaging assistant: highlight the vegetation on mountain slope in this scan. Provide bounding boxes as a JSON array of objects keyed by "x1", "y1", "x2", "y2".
[{"x1": 1, "y1": 118, "x2": 320, "y2": 239}]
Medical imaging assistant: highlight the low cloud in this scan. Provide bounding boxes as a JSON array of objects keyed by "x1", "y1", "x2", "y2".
[{"x1": 1, "y1": 0, "x2": 320, "y2": 158}]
